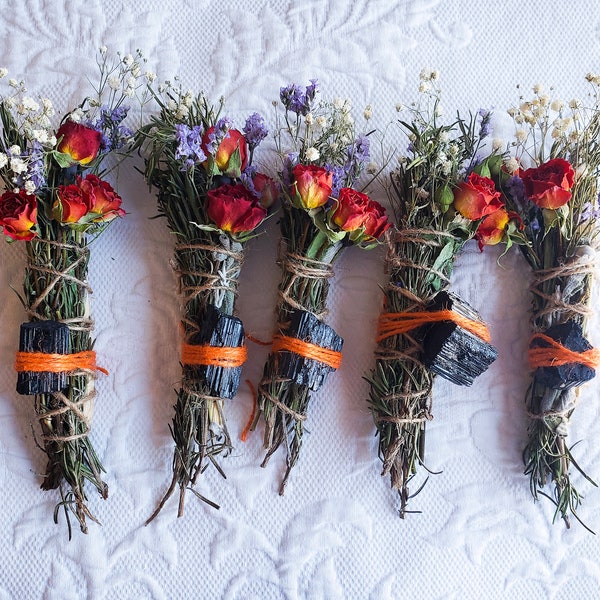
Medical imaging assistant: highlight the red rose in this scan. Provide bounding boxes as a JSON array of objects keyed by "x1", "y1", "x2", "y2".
[
  {"x1": 331, "y1": 187, "x2": 390, "y2": 239},
  {"x1": 202, "y1": 127, "x2": 248, "y2": 177},
  {"x1": 453, "y1": 172, "x2": 503, "y2": 220},
  {"x1": 206, "y1": 184, "x2": 267, "y2": 234},
  {"x1": 78, "y1": 174, "x2": 125, "y2": 222},
  {"x1": 291, "y1": 164, "x2": 332, "y2": 209},
  {"x1": 253, "y1": 172, "x2": 279, "y2": 209},
  {"x1": 0, "y1": 189, "x2": 38, "y2": 241},
  {"x1": 520, "y1": 158, "x2": 574, "y2": 209},
  {"x1": 56, "y1": 120, "x2": 102, "y2": 165},
  {"x1": 475, "y1": 208, "x2": 510, "y2": 251},
  {"x1": 53, "y1": 184, "x2": 88, "y2": 223}
]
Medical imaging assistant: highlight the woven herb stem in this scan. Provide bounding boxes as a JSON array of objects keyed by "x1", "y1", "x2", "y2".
[
  {"x1": 523, "y1": 241, "x2": 597, "y2": 530},
  {"x1": 24, "y1": 225, "x2": 107, "y2": 537},
  {"x1": 146, "y1": 196, "x2": 242, "y2": 521},
  {"x1": 368, "y1": 227, "x2": 461, "y2": 516},
  {"x1": 256, "y1": 206, "x2": 343, "y2": 494}
]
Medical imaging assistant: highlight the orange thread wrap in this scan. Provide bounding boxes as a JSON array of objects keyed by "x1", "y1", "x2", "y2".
[
  {"x1": 272, "y1": 333, "x2": 342, "y2": 370},
  {"x1": 14, "y1": 350, "x2": 108, "y2": 375},
  {"x1": 528, "y1": 333, "x2": 600, "y2": 369},
  {"x1": 376, "y1": 309, "x2": 492, "y2": 344},
  {"x1": 181, "y1": 343, "x2": 247, "y2": 368}
]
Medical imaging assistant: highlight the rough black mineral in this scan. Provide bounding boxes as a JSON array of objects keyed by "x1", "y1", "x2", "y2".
[
  {"x1": 275, "y1": 309, "x2": 343, "y2": 391},
  {"x1": 422, "y1": 291, "x2": 498, "y2": 386},
  {"x1": 532, "y1": 320, "x2": 595, "y2": 390},
  {"x1": 17, "y1": 320, "x2": 70, "y2": 395},
  {"x1": 186, "y1": 304, "x2": 245, "y2": 399}
]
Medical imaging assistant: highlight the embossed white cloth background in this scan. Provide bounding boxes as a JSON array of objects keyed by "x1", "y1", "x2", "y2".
[{"x1": 1, "y1": 1, "x2": 600, "y2": 598}]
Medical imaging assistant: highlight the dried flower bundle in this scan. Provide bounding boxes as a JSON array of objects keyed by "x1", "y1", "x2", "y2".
[
  {"x1": 0, "y1": 48, "x2": 142, "y2": 536},
  {"x1": 135, "y1": 82, "x2": 275, "y2": 519},
  {"x1": 254, "y1": 81, "x2": 390, "y2": 493}
]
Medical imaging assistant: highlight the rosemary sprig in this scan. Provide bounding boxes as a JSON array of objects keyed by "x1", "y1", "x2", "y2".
[{"x1": 134, "y1": 83, "x2": 270, "y2": 520}]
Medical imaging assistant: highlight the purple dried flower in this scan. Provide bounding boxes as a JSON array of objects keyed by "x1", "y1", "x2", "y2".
[
  {"x1": 175, "y1": 123, "x2": 207, "y2": 170},
  {"x1": 478, "y1": 108, "x2": 492, "y2": 139},
  {"x1": 243, "y1": 112, "x2": 268, "y2": 149}
]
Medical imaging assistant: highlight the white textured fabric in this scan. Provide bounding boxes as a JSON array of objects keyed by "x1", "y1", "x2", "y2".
[{"x1": 1, "y1": 1, "x2": 600, "y2": 598}]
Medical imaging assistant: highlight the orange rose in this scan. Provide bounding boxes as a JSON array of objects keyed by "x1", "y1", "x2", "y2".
[
  {"x1": 56, "y1": 120, "x2": 102, "y2": 165},
  {"x1": 291, "y1": 164, "x2": 332, "y2": 209},
  {"x1": 475, "y1": 208, "x2": 510, "y2": 251},
  {"x1": 206, "y1": 184, "x2": 267, "y2": 234},
  {"x1": 331, "y1": 187, "x2": 390, "y2": 239},
  {"x1": 0, "y1": 189, "x2": 38, "y2": 241},
  {"x1": 52, "y1": 184, "x2": 88, "y2": 223},
  {"x1": 78, "y1": 174, "x2": 125, "y2": 222},
  {"x1": 453, "y1": 172, "x2": 503, "y2": 220},
  {"x1": 202, "y1": 127, "x2": 248, "y2": 177},
  {"x1": 520, "y1": 158, "x2": 574, "y2": 209}
]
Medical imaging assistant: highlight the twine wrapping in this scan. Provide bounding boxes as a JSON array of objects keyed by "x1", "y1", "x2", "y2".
[
  {"x1": 181, "y1": 343, "x2": 247, "y2": 368},
  {"x1": 278, "y1": 250, "x2": 335, "y2": 320},
  {"x1": 272, "y1": 333, "x2": 342, "y2": 370},
  {"x1": 528, "y1": 333, "x2": 600, "y2": 370},
  {"x1": 376, "y1": 309, "x2": 492, "y2": 344}
]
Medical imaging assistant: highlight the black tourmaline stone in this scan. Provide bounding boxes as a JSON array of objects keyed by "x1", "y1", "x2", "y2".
[
  {"x1": 17, "y1": 320, "x2": 70, "y2": 395},
  {"x1": 422, "y1": 291, "x2": 498, "y2": 386},
  {"x1": 187, "y1": 304, "x2": 245, "y2": 399},
  {"x1": 276, "y1": 309, "x2": 344, "y2": 391},
  {"x1": 532, "y1": 320, "x2": 596, "y2": 390}
]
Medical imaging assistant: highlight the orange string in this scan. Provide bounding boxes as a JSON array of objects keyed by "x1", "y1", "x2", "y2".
[
  {"x1": 376, "y1": 309, "x2": 492, "y2": 344},
  {"x1": 246, "y1": 333, "x2": 272, "y2": 346},
  {"x1": 240, "y1": 378, "x2": 257, "y2": 442},
  {"x1": 14, "y1": 350, "x2": 108, "y2": 375},
  {"x1": 181, "y1": 343, "x2": 247, "y2": 367},
  {"x1": 272, "y1": 334, "x2": 342, "y2": 370},
  {"x1": 528, "y1": 333, "x2": 600, "y2": 369}
]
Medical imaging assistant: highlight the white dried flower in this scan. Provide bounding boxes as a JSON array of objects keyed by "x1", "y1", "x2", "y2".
[
  {"x1": 515, "y1": 129, "x2": 528, "y2": 142},
  {"x1": 395, "y1": 103, "x2": 404, "y2": 112},
  {"x1": 8, "y1": 144, "x2": 20, "y2": 155},
  {"x1": 131, "y1": 64, "x2": 141, "y2": 78},
  {"x1": 122, "y1": 53, "x2": 134, "y2": 66},
  {"x1": 533, "y1": 83, "x2": 543, "y2": 94},
  {"x1": 550, "y1": 99, "x2": 564, "y2": 112},
  {"x1": 175, "y1": 105, "x2": 189, "y2": 119},
  {"x1": 569, "y1": 98, "x2": 582, "y2": 109},
  {"x1": 0, "y1": 68, "x2": 7, "y2": 78},
  {"x1": 124, "y1": 86, "x2": 135, "y2": 98},
  {"x1": 305, "y1": 147, "x2": 320, "y2": 161},
  {"x1": 418, "y1": 81, "x2": 431, "y2": 93},
  {"x1": 316, "y1": 116, "x2": 327, "y2": 128},
  {"x1": 492, "y1": 138, "x2": 504, "y2": 151},
  {"x1": 439, "y1": 131, "x2": 450, "y2": 143},
  {"x1": 145, "y1": 71, "x2": 157, "y2": 83},
  {"x1": 305, "y1": 112, "x2": 313, "y2": 125},
  {"x1": 69, "y1": 108, "x2": 84, "y2": 123},
  {"x1": 363, "y1": 105, "x2": 372, "y2": 120},
  {"x1": 0, "y1": 153, "x2": 7, "y2": 168},
  {"x1": 126, "y1": 76, "x2": 137, "y2": 88},
  {"x1": 366, "y1": 161, "x2": 378, "y2": 174},
  {"x1": 31, "y1": 129, "x2": 49, "y2": 144},
  {"x1": 333, "y1": 97, "x2": 344, "y2": 110},
  {"x1": 24, "y1": 180, "x2": 36, "y2": 193},
  {"x1": 10, "y1": 157, "x2": 27, "y2": 174},
  {"x1": 8, "y1": 78, "x2": 18, "y2": 88},
  {"x1": 575, "y1": 163, "x2": 589, "y2": 180},
  {"x1": 108, "y1": 76, "x2": 120, "y2": 91},
  {"x1": 504, "y1": 157, "x2": 519, "y2": 174},
  {"x1": 99, "y1": 45, "x2": 108, "y2": 54}
]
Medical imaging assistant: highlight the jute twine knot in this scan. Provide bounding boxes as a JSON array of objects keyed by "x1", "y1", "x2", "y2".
[{"x1": 278, "y1": 250, "x2": 335, "y2": 320}]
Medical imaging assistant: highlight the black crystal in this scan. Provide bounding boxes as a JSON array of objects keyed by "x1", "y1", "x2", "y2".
[
  {"x1": 422, "y1": 291, "x2": 498, "y2": 386},
  {"x1": 17, "y1": 321, "x2": 70, "y2": 395},
  {"x1": 186, "y1": 304, "x2": 245, "y2": 399},
  {"x1": 275, "y1": 309, "x2": 343, "y2": 391},
  {"x1": 532, "y1": 321, "x2": 595, "y2": 390}
]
